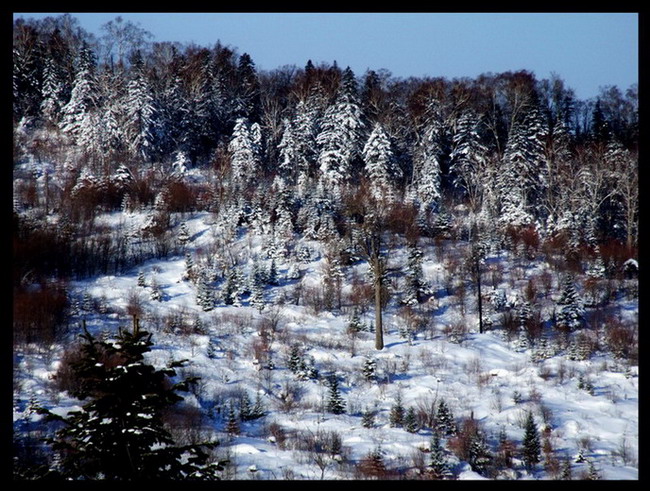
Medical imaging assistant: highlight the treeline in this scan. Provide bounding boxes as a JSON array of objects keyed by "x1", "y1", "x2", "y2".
[{"x1": 13, "y1": 14, "x2": 638, "y2": 281}]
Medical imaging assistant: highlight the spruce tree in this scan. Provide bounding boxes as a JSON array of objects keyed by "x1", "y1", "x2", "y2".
[
  {"x1": 325, "y1": 375, "x2": 346, "y2": 415},
  {"x1": 429, "y1": 431, "x2": 453, "y2": 479},
  {"x1": 556, "y1": 274, "x2": 585, "y2": 331},
  {"x1": 389, "y1": 392, "x2": 405, "y2": 427},
  {"x1": 435, "y1": 399, "x2": 457, "y2": 436},
  {"x1": 522, "y1": 410, "x2": 541, "y2": 471},
  {"x1": 36, "y1": 321, "x2": 223, "y2": 480}
]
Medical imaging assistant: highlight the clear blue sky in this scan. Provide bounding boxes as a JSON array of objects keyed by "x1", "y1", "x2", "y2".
[{"x1": 14, "y1": 12, "x2": 639, "y2": 100}]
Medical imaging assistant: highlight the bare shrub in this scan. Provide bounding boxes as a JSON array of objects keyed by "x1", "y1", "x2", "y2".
[{"x1": 13, "y1": 281, "x2": 68, "y2": 345}]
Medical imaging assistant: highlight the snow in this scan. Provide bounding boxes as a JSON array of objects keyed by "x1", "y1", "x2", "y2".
[{"x1": 13, "y1": 208, "x2": 638, "y2": 480}]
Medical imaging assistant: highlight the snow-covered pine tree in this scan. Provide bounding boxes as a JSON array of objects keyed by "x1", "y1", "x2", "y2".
[
  {"x1": 404, "y1": 407, "x2": 418, "y2": 433},
  {"x1": 498, "y1": 103, "x2": 549, "y2": 227},
  {"x1": 402, "y1": 241, "x2": 427, "y2": 305},
  {"x1": 435, "y1": 399, "x2": 457, "y2": 436},
  {"x1": 556, "y1": 274, "x2": 585, "y2": 331},
  {"x1": 123, "y1": 52, "x2": 160, "y2": 162},
  {"x1": 229, "y1": 117, "x2": 261, "y2": 190},
  {"x1": 35, "y1": 322, "x2": 223, "y2": 480},
  {"x1": 325, "y1": 375, "x2": 346, "y2": 415},
  {"x1": 196, "y1": 272, "x2": 215, "y2": 312},
  {"x1": 316, "y1": 67, "x2": 365, "y2": 189},
  {"x1": 59, "y1": 43, "x2": 99, "y2": 145},
  {"x1": 449, "y1": 109, "x2": 489, "y2": 213},
  {"x1": 522, "y1": 410, "x2": 541, "y2": 471},
  {"x1": 249, "y1": 261, "x2": 266, "y2": 312},
  {"x1": 409, "y1": 98, "x2": 445, "y2": 212},
  {"x1": 389, "y1": 392, "x2": 405, "y2": 427},
  {"x1": 222, "y1": 266, "x2": 244, "y2": 307},
  {"x1": 428, "y1": 431, "x2": 454, "y2": 479},
  {"x1": 362, "y1": 122, "x2": 401, "y2": 201},
  {"x1": 361, "y1": 356, "x2": 377, "y2": 383}
]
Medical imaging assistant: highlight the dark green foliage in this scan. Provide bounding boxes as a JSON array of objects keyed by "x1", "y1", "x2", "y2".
[
  {"x1": 435, "y1": 399, "x2": 457, "y2": 436},
  {"x1": 522, "y1": 411, "x2": 541, "y2": 471},
  {"x1": 389, "y1": 392, "x2": 405, "y2": 427},
  {"x1": 404, "y1": 406, "x2": 418, "y2": 433},
  {"x1": 34, "y1": 322, "x2": 224, "y2": 480},
  {"x1": 325, "y1": 375, "x2": 346, "y2": 415},
  {"x1": 428, "y1": 432, "x2": 454, "y2": 479}
]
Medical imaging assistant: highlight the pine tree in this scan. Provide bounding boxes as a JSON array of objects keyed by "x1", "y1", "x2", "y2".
[
  {"x1": 316, "y1": 67, "x2": 365, "y2": 188},
  {"x1": 361, "y1": 407, "x2": 375, "y2": 428},
  {"x1": 522, "y1": 410, "x2": 541, "y2": 471},
  {"x1": 325, "y1": 375, "x2": 346, "y2": 415},
  {"x1": 410, "y1": 99, "x2": 445, "y2": 212},
  {"x1": 229, "y1": 117, "x2": 261, "y2": 189},
  {"x1": 123, "y1": 52, "x2": 160, "y2": 162},
  {"x1": 435, "y1": 399, "x2": 457, "y2": 436},
  {"x1": 362, "y1": 122, "x2": 400, "y2": 201},
  {"x1": 35, "y1": 322, "x2": 223, "y2": 480},
  {"x1": 59, "y1": 43, "x2": 99, "y2": 144},
  {"x1": 389, "y1": 392, "x2": 405, "y2": 427},
  {"x1": 556, "y1": 274, "x2": 584, "y2": 331},
  {"x1": 404, "y1": 407, "x2": 418, "y2": 433},
  {"x1": 196, "y1": 272, "x2": 215, "y2": 312},
  {"x1": 428, "y1": 432, "x2": 453, "y2": 479},
  {"x1": 225, "y1": 402, "x2": 240, "y2": 436},
  {"x1": 449, "y1": 109, "x2": 489, "y2": 212},
  {"x1": 403, "y1": 241, "x2": 427, "y2": 305},
  {"x1": 361, "y1": 356, "x2": 377, "y2": 382}
]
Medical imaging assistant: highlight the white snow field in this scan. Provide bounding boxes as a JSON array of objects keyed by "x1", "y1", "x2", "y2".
[{"x1": 13, "y1": 209, "x2": 638, "y2": 480}]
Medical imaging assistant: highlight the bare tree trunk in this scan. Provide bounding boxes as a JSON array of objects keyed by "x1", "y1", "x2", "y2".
[{"x1": 372, "y1": 253, "x2": 384, "y2": 350}]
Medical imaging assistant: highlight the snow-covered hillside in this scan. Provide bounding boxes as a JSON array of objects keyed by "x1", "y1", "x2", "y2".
[{"x1": 13, "y1": 210, "x2": 638, "y2": 480}]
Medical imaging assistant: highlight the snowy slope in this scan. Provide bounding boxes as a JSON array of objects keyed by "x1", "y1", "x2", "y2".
[{"x1": 13, "y1": 209, "x2": 639, "y2": 480}]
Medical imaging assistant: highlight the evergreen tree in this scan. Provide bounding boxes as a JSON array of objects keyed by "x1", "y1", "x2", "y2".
[
  {"x1": 522, "y1": 410, "x2": 541, "y2": 471},
  {"x1": 221, "y1": 266, "x2": 244, "y2": 306},
  {"x1": 196, "y1": 272, "x2": 215, "y2": 312},
  {"x1": 59, "y1": 42, "x2": 99, "y2": 144},
  {"x1": 556, "y1": 274, "x2": 585, "y2": 331},
  {"x1": 316, "y1": 67, "x2": 365, "y2": 189},
  {"x1": 229, "y1": 117, "x2": 261, "y2": 189},
  {"x1": 35, "y1": 322, "x2": 223, "y2": 480},
  {"x1": 362, "y1": 122, "x2": 401, "y2": 201},
  {"x1": 410, "y1": 99, "x2": 445, "y2": 212},
  {"x1": 225, "y1": 402, "x2": 240, "y2": 436},
  {"x1": 449, "y1": 109, "x2": 489, "y2": 213},
  {"x1": 361, "y1": 407, "x2": 375, "y2": 428},
  {"x1": 435, "y1": 399, "x2": 457, "y2": 436},
  {"x1": 428, "y1": 431, "x2": 453, "y2": 479},
  {"x1": 325, "y1": 375, "x2": 346, "y2": 415},
  {"x1": 404, "y1": 407, "x2": 418, "y2": 433},
  {"x1": 389, "y1": 392, "x2": 405, "y2": 427},
  {"x1": 403, "y1": 241, "x2": 427, "y2": 305},
  {"x1": 361, "y1": 356, "x2": 377, "y2": 383}
]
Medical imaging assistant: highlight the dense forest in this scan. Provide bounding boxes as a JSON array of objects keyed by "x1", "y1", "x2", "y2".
[{"x1": 13, "y1": 14, "x2": 638, "y2": 481}]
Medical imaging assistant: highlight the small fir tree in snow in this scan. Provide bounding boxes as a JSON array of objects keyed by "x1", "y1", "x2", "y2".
[
  {"x1": 389, "y1": 392, "x2": 405, "y2": 427},
  {"x1": 435, "y1": 399, "x2": 457, "y2": 436},
  {"x1": 522, "y1": 411, "x2": 541, "y2": 471},
  {"x1": 402, "y1": 241, "x2": 427, "y2": 305},
  {"x1": 325, "y1": 375, "x2": 346, "y2": 415},
  {"x1": 361, "y1": 356, "x2": 377, "y2": 383},
  {"x1": 404, "y1": 407, "x2": 418, "y2": 433},
  {"x1": 361, "y1": 407, "x2": 376, "y2": 428},
  {"x1": 428, "y1": 431, "x2": 454, "y2": 479},
  {"x1": 196, "y1": 273, "x2": 215, "y2": 312},
  {"x1": 556, "y1": 274, "x2": 585, "y2": 331},
  {"x1": 225, "y1": 402, "x2": 240, "y2": 436},
  {"x1": 178, "y1": 222, "x2": 190, "y2": 248},
  {"x1": 137, "y1": 270, "x2": 146, "y2": 287}
]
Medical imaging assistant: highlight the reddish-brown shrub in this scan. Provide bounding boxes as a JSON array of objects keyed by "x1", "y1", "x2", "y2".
[{"x1": 13, "y1": 281, "x2": 68, "y2": 345}]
